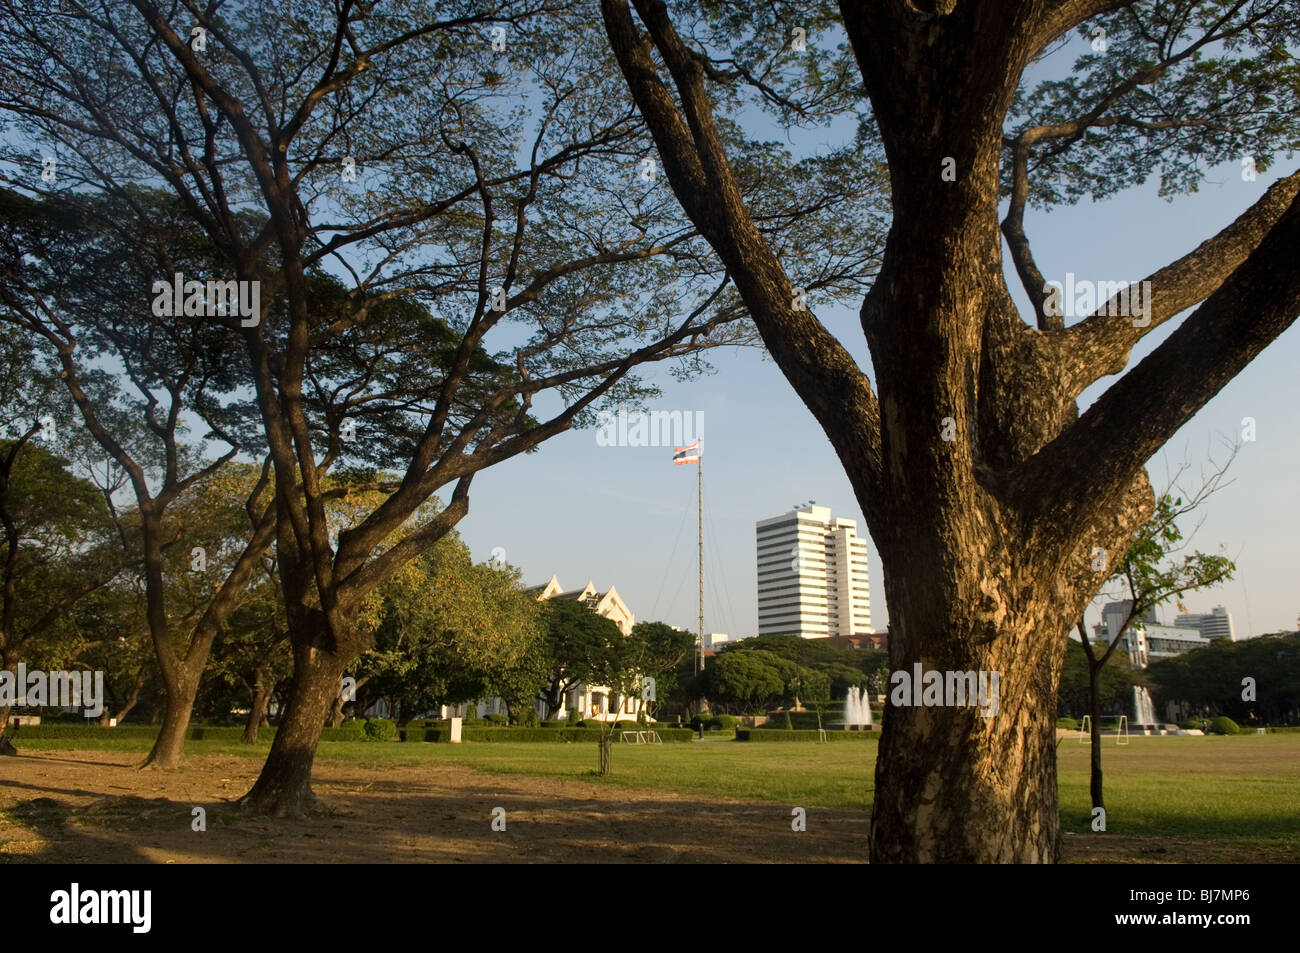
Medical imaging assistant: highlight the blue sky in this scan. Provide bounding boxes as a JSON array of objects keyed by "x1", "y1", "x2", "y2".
[{"x1": 454, "y1": 155, "x2": 1300, "y2": 641}]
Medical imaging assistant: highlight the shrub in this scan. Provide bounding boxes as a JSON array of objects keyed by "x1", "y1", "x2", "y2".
[
  {"x1": 707, "y1": 714, "x2": 739, "y2": 731},
  {"x1": 484, "y1": 712, "x2": 508, "y2": 725},
  {"x1": 511, "y1": 708, "x2": 540, "y2": 728},
  {"x1": 782, "y1": 711, "x2": 793, "y2": 730},
  {"x1": 1056, "y1": 717, "x2": 1079, "y2": 731},
  {"x1": 363, "y1": 718, "x2": 397, "y2": 742},
  {"x1": 1208, "y1": 716, "x2": 1241, "y2": 735}
]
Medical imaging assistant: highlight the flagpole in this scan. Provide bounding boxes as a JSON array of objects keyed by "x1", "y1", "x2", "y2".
[{"x1": 697, "y1": 444, "x2": 704, "y2": 675}]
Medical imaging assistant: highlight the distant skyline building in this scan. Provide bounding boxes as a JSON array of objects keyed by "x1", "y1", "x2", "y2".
[
  {"x1": 1175, "y1": 606, "x2": 1236, "y2": 641},
  {"x1": 703, "y1": 632, "x2": 732, "y2": 650},
  {"x1": 756, "y1": 503, "x2": 871, "y2": 638},
  {"x1": 1092, "y1": 600, "x2": 1211, "y2": 668}
]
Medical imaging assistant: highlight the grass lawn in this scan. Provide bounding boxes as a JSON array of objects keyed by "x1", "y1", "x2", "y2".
[{"x1": 13, "y1": 731, "x2": 1298, "y2": 860}]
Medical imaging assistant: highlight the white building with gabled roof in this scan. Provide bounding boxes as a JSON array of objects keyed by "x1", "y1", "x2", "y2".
[
  {"x1": 468, "y1": 575, "x2": 645, "y2": 723},
  {"x1": 525, "y1": 575, "x2": 635, "y2": 637}
]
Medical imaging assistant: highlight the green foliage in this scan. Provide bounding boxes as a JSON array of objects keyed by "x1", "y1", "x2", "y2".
[
  {"x1": 355, "y1": 534, "x2": 545, "y2": 719},
  {"x1": 630, "y1": 620, "x2": 696, "y2": 716},
  {"x1": 536, "y1": 600, "x2": 629, "y2": 718},
  {"x1": 363, "y1": 718, "x2": 397, "y2": 742},
  {"x1": 1208, "y1": 716, "x2": 1241, "y2": 736},
  {"x1": 704, "y1": 645, "x2": 837, "y2": 711},
  {"x1": 1148, "y1": 633, "x2": 1300, "y2": 725},
  {"x1": 782, "y1": 710, "x2": 793, "y2": 730},
  {"x1": 1057, "y1": 717, "x2": 1080, "y2": 731},
  {"x1": 1060, "y1": 640, "x2": 1147, "y2": 718},
  {"x1": 1008, "y1": 3, "x2": 1300, "y2": 207},
  {"x1": 705, "y1": 652, "x2": 785, "y2": 710},
  {"x1": 510, "y1": 707, "x2": 540, "y2": 728}
]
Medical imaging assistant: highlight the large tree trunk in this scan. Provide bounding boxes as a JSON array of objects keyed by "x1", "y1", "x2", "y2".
[
  {"x1": 140, "y1": 675, "x2": 199, "y2": 769},
  {"x1": 867, "y1": 525, "x2": 1077, "y2": 862},
  {"x1": 239, "y1": 637, "x2": 348, "y2": 817}
]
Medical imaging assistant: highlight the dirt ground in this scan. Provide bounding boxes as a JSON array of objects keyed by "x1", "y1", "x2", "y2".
[{"x1": 0, "y1": 750, "x2": 870, "y2": 863}]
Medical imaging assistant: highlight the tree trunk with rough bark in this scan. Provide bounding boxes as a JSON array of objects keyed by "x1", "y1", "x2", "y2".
[
  {"x1": 140, "y1": 675, "x2": 199, "y2": 769},
  {"x1": 243, "y1": 671, "x2": 274, "y2": 745},
  {"x1": 326, "y1": 693, "x2": 346, "y2": 729},
  {"x1": 238, "y1": 631, "x2": 349, "y2": 817}
]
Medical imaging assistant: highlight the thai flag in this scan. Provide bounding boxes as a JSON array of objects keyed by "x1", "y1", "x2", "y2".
[{"x1": 673, "y1": 440, "x2": 700, "y2": 466}]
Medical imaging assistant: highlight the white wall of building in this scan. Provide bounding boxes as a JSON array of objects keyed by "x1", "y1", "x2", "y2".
[{"x1": 756, "y1": 504, "x2": 872, "y2": 639}]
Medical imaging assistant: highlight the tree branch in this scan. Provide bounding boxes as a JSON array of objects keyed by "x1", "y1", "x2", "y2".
[
  {"x1": 1062, "y1": 168, "x2": 1300, "y2": 394},
  {"x1": 1012, "y1": 184, "x2": 1300, "y2": 541}
]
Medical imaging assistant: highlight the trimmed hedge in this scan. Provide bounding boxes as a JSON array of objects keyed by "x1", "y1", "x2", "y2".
[
  {"x1": 187, "y1": 726, "x2": 269, "y2": 741},
  {"x1": 11, "y1": 725, "x2": 160, "y2": 740},
  {"x1": 1056, "y1": 717, "x2": 1080, "y2": 731},
  {"x1": 735, "y1": 728, "x2": 877, "y2": 742},
  {"x1": 12, "y1": 723, "x2": 383, "y2": 742},
  {"x1": 320, "y1": 720, "x2": 366, "y2": 741},
  {"x1": 10, "y1": 724, "x2": 279, "y2": 741},
  {"x1": 403, "y1": 726, "x2": 695, "y2": 743}
]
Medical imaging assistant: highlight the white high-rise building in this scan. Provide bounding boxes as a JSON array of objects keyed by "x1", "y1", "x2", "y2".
[
  {"x1": 1175, "y1": 605, "x2": 1236, "y2": 641},
  {"x1": 756, "y1": 504, "x2": 871, "y2": 638}
]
